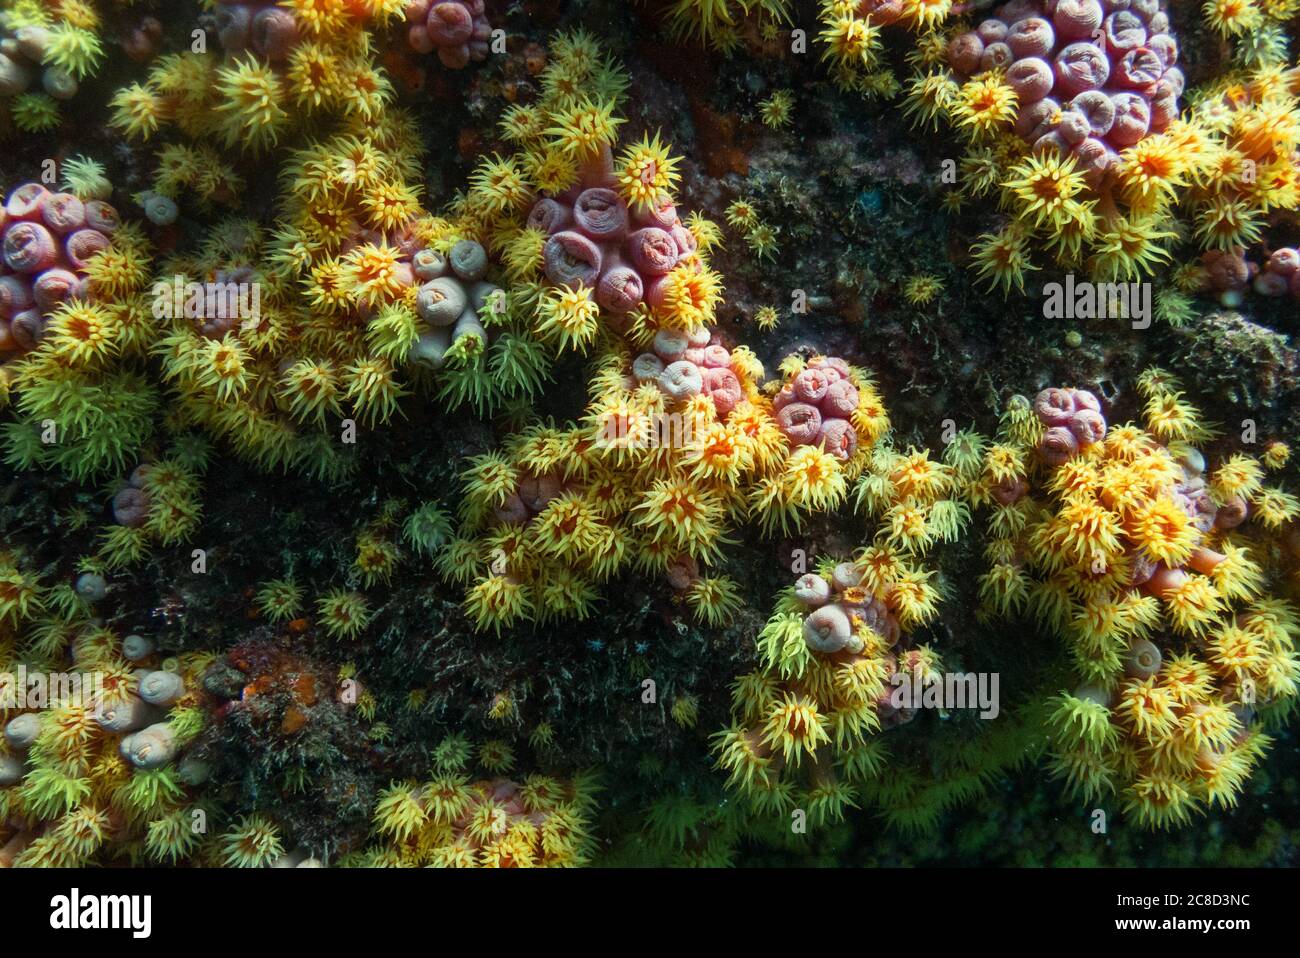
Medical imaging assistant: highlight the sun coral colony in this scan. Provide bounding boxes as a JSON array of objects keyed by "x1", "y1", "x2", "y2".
[{"x1": 889, "y1": 671, "x2": 1001, "y2": 719}]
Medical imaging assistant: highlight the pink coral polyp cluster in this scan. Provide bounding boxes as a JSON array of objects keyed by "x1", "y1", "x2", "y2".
[
  {"x1": 214, "y1": 0, "x2": 494, "y2": 70},
  {"x1": 0, "y1": 182, "x2": 118, "y2": 356},
  {"x1": 949, "y1": 0, "x2": 1182, "y2": 183},
  {"x1": 634, "y1": 327, "x2": 743, "y2": 417},
  {"x1": 792, "y1": 563, "x2": 916, "y2": 727},
  {"x1": 1034, "y1": 386, "x2": 1107, "y2": 466},
  {"x1": 494, "y1": 471, "x2": 563, "y2": 525},
  {"x1": 854, "y1": 0, "x2": 909, "y2": 25},
  {"x1": 528, "y1": 150, "x2": 698, "y2": 322},
  {"x1": 795, "y1": 563, "x2": 901, "y2": 655},
  {"x1": 773, "y1": 357, "x2": 861, "y2": 461},
  {"x1": 1256, "y1": 248, "x2": 1300, "y2": 301},
  {"x1": 215, "y1": 2, "x2": 304, "y2": 61},
  {"x1": 1201, "y1": 246, "x2": 1300, "y2": 304},
  {"x1": 410, "y1": 239, "x2": 501, "y2": 369},
  {"x1": 405, "y1": 0, "x2": 492, "y2": 69},
  {"x1": 111, "y1": 463, "x2": 155, "y2": 528}
]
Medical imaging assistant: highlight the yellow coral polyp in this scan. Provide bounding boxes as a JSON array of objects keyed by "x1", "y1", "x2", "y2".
[
  {"x1": 1211, "y1": 454, "x2": 1264, "y2": 503},
  {"x1": 196, "y1": 335, "x2": 250, "y2": 402},
  {"x1": 344, "y1": 358, "x2": 407, "y2": 427},
  {"x1": 316, "y1": 589, "x2": 372, "y2": 640},
  {"x1": 281, "y1": 0, "x2": 352, "y2": 35},
  {"x1": 1034, "y1": 498, "x2": 1124, "y2": 570},
  {"x1": 761, "y1": 693, "x2": 830, "y2": 767},
  {"x1": 361, "y1": 180, "x2": 422, "y2": 232},
  {"x1": 900, "y1": 0, "x2": 953, "y2": 29},
  {"x1": 1117, "y1": 677, "x2": 1179, "y2": 742},
  {"x1": 286, "y1": 41, "x2": 344, "y2": 109},
  {"x1": 688, "y1": 422, "x2": 752, "y2": 484},
  {"x1": 355, "y1": 533, "x2": 401, "y2": 587},
  {"x1": 888, "y1": 567, "x2": 941, "y2": 629},
  {"x1": 1126, "y1": 498, "x2": 1199, "y2": 567},
  {"x1": 1162, "y1": 575, "x2": 1224, "y2": 638},
  {"x1": 952, "y1": 75, "x2": 1018, "y2": 140},
  {"x1": 889, "y1": 448, "x2": 952, "y2": 502},
  {"x1": 465, "y1": 574, "x2": 533, "y2": 635},
  {"x1": 108, "y1": 83, "x2": 170, "y2": 141},
  {"x1": 1251, "y1": 487, "x2": 1300, "y2": 528},
  {"x1": 978, "y1": 562, "x2": 1030, "y2": 616},
  {"x1": 214, "y1": 55, "x2": 290, "y2": 152},
  {"x1": 1003, "y1": 152, "x2": 1087, "y2": 231},
  {"x1": 653, "y1": 264, "x2": 723, "y2": 331},
  {"x1": 1260, "y1": 440, "x2": 1290, "y2": 470},
  {"x1": 1195, "y1": 196, "x2": 1266, "y2": 250},
  {"x1": 44, "y1": 23, "x2": 104, "y2": 80},
  {"x1": 530, "y1": 493, "x2": 605, "y2": 560},
  {"x1": 84, "y1": 246, "x2": 151, "y2": 302},
  {"x1": 616, "y1": 132, "x2": 681, "y2": 211},
  {"x1": 44, "y1": 300, "x2": 120, "y2": 367},
  {"x1": 781, "y1": 445, "x2": 847, "y2": 512},
  {"x1": 1091, "y1": 216, "x2": 1178, "y2": 282},
  {"x1": 818, "y1": 15, "x2": 880, "y2": 69},
  {"x1": 970, "y1": 226, "x2": 1036, "y2": 294},
  {"x1": 468, "y1": 154, "x2": 534, "y2": 219},
  {"x1": 535, "y1": 285, "x2": 600, "y2": 353},
  {"x1": 686, "y1": 576, "x2": 743, "y2": 627},
  {"x1": 1115, "y1": 136, "x2": 1188, "y2": 213},
  {"x1": 1142, "y1": 391, "x2": 1207, "y2": 444},
  {"x1": 546, "y1": 98, "x2": 625, "y2": 160},
  {"x1": 724, "y1": 198, "x2": 758, "y2": 231},
  {"x1": 1123, "y1": 773, "x2": 1197, "y2": 829},
  {"x1": 342, "y1": 242, "x2": 406, "y2": 307},
  {"x1": 635, "y1": 478, "x2": 726, "y2": 561},
  {"x1": 373, "y1": 782, "x2": 429, "y2": 842}
]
